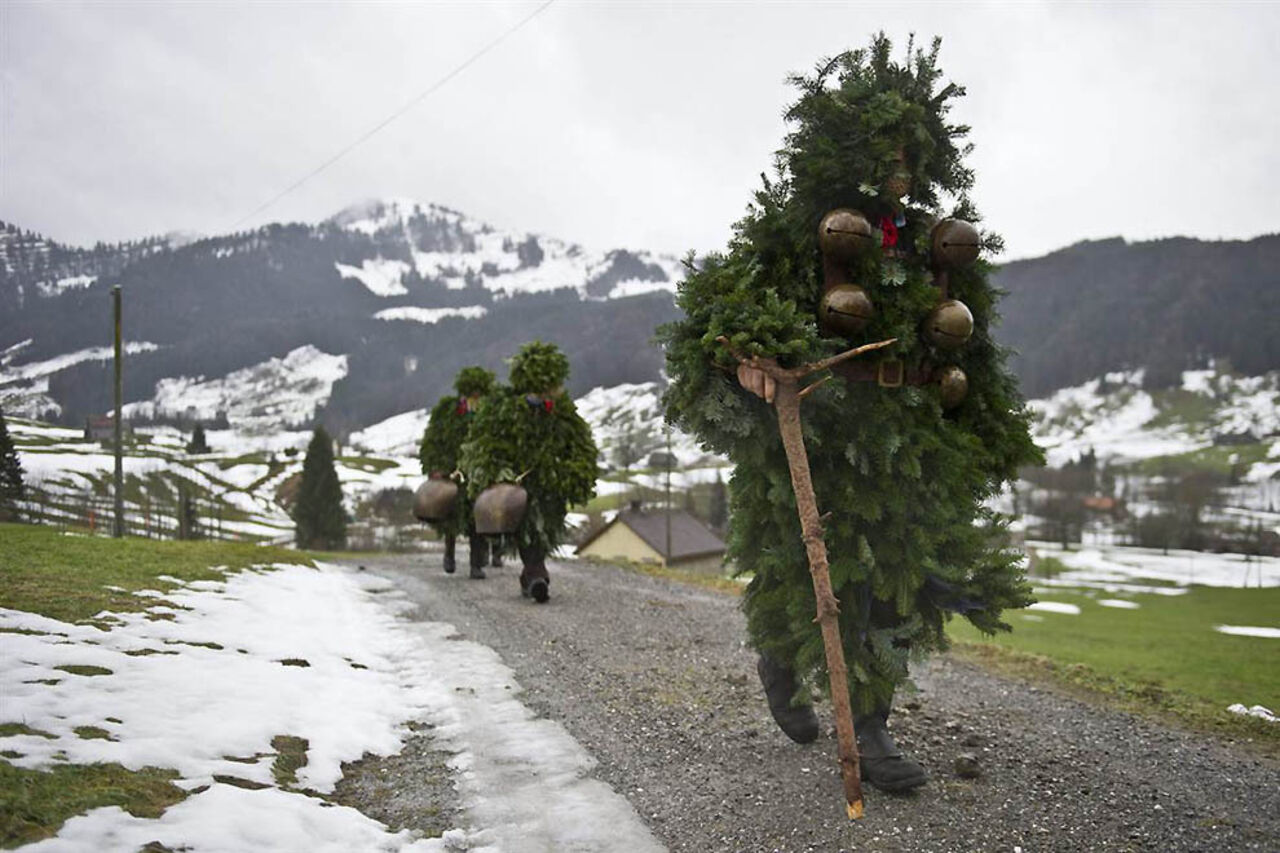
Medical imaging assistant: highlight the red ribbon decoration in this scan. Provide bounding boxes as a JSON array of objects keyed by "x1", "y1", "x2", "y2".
[{"x1": 879, "y1": 216, "x2": 899, "y2": 248}]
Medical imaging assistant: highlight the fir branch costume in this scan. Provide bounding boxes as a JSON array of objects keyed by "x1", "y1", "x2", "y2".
[
  {"x1": 420, "y1": 366, "x2": 498, "y2": 577},
  {"x1": 660, "y1": 35, "x2": 1041, "y2": 789},
  {"x1": 459, "y1": 341, "x2": 598, "y2": 602}
]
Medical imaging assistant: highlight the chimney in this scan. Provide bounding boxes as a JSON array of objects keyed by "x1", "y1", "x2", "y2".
[{"x1": 629, "y1": 499, "x2": 642, "y2": 513}]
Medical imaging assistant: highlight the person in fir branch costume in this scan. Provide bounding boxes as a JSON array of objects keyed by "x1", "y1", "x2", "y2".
[
  {"x1": 459, "y1": 341, "x2": 598, "y2": 603},
  {"x1": 659, "y1": 34, "x2": 1042, "y2": 792},
  {"x1": 419, "y1": 365, "x2": 499, "y2": 579}
]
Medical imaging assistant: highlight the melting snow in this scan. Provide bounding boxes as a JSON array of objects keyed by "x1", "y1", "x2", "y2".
[
  {"x1": 1097, "y1": 599, "x2": 1141, "y2": 609},
  {"x1": 1214, "y1": 625, "x2": 1280, "y2": 639},
  {"x1": 123, "y1": 346, "x2": 348, "y2": 433},
  {"x1": 0, "y1": 342, "x2": 160, "y2": 384},
  {"x1": 1227, "y1": 703, "x2": 1278, "y2": 722},
  {"x1": 1031, "y1": 543, "x2": 1280, "y2": 589},
  {"x1": 349, "y1": 410, "x2": 430, "y2": 458},
  {"x1": 1026, "y1": 601, "x2": 1082, "y2": 615},
  {"x1": 3, "y1": 561, "x2": 663, "y2": 852},
  {"x1": 335, "y1": 258, "x2": 410, "y2": 297},
  {"x1": 36, "y1": 273, "x2": 97, "y2": 298},
  {"x1": 374, "y1": 306, "x2": 487, "y2": 324}
]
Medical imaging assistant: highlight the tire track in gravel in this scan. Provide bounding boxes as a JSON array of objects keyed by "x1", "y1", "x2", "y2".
[{"x1": 345, "y1": 551, "x2": 1279, "y2": 853}]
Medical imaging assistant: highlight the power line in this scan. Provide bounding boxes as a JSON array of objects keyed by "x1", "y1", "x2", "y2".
[{"x1": 229, "y1": 0, "x2": 556, "y2": 231}]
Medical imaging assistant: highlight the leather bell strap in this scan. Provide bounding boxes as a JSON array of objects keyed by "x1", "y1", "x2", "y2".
[{"x1": 833, "y1": 359, "x2": 935, "y2": 388}]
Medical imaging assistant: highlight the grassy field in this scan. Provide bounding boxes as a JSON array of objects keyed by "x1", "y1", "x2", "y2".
[
  {"x1": 948, "y1": 581, "x2": 1280, "y2": 750},
  {"x1": 0, "y1": 523, "x2": 307, "y2": 624},
  {"x1": 0, "y1": 524, "x2": 313, "y2": 846}
]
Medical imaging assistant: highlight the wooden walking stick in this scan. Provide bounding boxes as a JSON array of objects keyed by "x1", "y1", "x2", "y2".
[{"x1": 718, "y1": 334, "x2": 896, "y2": 821}]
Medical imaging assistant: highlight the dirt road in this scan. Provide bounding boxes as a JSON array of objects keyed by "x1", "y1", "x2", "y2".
[{"x1": 340, "y1": 551, "x2": 1278, "y2": 852}]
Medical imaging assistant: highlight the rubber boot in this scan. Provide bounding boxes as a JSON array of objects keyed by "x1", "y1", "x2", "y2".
[
  {"x1": 468, "y1": 534, "x2": 488, "y2": 580},
  {"x1": 442, "y1": 533, "x2": 457, "y2": 575},
  {"x1": 856, "y1": 707, "x2": 927, "y2": 792},
  {"x1": 756, "y1": 655, "x2": 819, "y2": 744},
  {"x1": 517, "y1": 542, "x2": 550, "y2": 603}
]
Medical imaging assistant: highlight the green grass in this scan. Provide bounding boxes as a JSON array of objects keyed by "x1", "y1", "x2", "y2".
[
  {"x1": 0, "y1": 522, "x2": 310, "y2": 624},
  {"x1": 1127, "y1": 442, "x2": 1272, "y2": 478},
  {"x1": 949, "y1": 585, "x2": 1280, "y2": 750},
  {"x1": 0, "y1": 525, "x2": 325, "y2": 843},
  {"x1": 0, "y1": 762, "x2": 185, "y2": 848},
  {"x1": 270, "y1": 735, "x2": 309, "y2": 788},
  {"x1": 1144, "y1": 388, "x2": 1218, "y2": 430}
]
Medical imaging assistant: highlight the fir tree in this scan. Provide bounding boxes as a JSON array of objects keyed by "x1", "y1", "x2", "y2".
[
  {"x1": 0, "y1": 409, "x2": 26, "y2": 522},
  {"x1": 186, "y1": 424, "x2": 210, "y2": 454},
  {"x1": 659, "y1": 34, "x2": 1042, "y2": 715},
  {"x1": 293, "y1": 427, "x2": 347, "y2": 550}
]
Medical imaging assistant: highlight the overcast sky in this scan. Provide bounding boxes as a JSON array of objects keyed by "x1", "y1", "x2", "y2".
[{"x1": 3, "y1": 1, "x2": 1278, "y2": 262}]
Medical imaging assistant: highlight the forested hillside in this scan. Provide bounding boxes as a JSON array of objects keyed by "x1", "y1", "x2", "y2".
[{"x1": 994, "y1": 234, "x2": 1280, "y2": 397}]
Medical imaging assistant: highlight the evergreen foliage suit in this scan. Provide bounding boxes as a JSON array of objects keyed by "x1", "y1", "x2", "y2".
[
  {"x1": 660, "y1": 36, "x2": 1041, "y2": 784},
  {"x1": 420, "y1": 367, "x2": 496, "y2": 576},
  {"x1": 460, "y1": 342, "x2": 598, "y2": 602}
]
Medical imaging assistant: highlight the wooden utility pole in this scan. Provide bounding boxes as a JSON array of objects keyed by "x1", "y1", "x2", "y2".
[
  {"x1": 719, "y1": 334, "x2": 895, "y2": 821},
  {"x1": 112, "y1": 285, "x2": 124, "y2": 538}
]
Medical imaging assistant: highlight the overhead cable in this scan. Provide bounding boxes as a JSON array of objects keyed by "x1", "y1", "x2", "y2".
[{"x1": 230, "y1": 0, "x2": 556, "y2": 231}]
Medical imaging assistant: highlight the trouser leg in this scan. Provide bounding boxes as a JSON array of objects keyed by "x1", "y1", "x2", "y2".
[
  {"x1": 468, "y1": 534, "x2": 488, "y2": 579},
  {"x1": 442, "y1": 533, "x2": 456, "y2": 574},
  {"x1": 517, "y1": 541, "x2": 550, "y2": 603}
]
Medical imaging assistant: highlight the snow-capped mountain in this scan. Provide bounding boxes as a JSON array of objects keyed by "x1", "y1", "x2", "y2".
[{"x1": 1, "y1": 201, "x2": 685, "y2": 435}]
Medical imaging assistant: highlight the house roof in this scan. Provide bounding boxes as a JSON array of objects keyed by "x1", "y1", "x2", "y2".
[{"x1": 578, "y1": 507, "x2": 725, "y2": 561}]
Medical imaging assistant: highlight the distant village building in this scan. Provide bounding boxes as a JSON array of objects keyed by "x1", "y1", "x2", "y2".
[
  {"x1": 577, "y1": 502, "x2": 726, "y2": 572},
  {"x1": 84, "y1": 415, "x2": 132, "y2": 443}
]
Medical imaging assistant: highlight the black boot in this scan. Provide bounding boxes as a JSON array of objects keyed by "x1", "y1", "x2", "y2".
[
  {"x1": 756, "y1": 655, "x2": 819, "y2": 744},
  {"x1": 442, "y1": 533, "x2": 457, "y2": 574},
  {"x1": 518, "y1": 542, "x2": 550, "y2": 603},
  {"x1": 856, "y1": 709, "x2": 927, "y2": 792},
  {"x1": 468, "y1": 535, "x2": 488, "y2": 580}
]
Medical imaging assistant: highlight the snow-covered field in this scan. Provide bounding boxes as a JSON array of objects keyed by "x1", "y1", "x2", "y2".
[
  {"x1": 2, "y1": 561, "x2": 662, "y2": 851},
  {"x1": 1031, "y1": 366, "x2": 1280, "y2": 470}
]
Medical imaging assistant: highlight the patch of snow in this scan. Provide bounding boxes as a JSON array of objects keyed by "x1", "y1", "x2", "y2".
[
  {"x1": 2, "y1": 560, "x2": 663, "y2": 851},
  {"x1": 1227, "y1": 703, "x2": 1277, "y2": 722},
  {"x1": 374, "y1": 306, "x2": 487, "y2": 324},
  {"x1": 606, "y1": 277, "x2": 676, "y2": 300},
  {"x1": 0, "y1": 342, "x2": 160, "y2": 384},
  {"x1": 1097, "y1": 599, "x2": 1141, "y2": 609},
  {"x1": 1032, "y1": 542, "x2": 1280, "y2": 589},
  {"x1": 349, "y1": 410, "x2": 430, "y2": 458},
  {"x1": 335, "y1": 258, "x2": 410, "y2": 297},
  {"x1": 123, "y1": 346, "x2": 347, "y2": 433},
  {"x1": 1026, "y1": 601, "x2": 1082, "y2": 615},
  {"x1": 1214, "y1": 625, "x2": 1280, "y2": 639},
  {"x1": 36, "y1": 273, "x2": 97, "y2": 297}
]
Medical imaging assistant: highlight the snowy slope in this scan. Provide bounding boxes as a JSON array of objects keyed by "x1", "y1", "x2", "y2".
[
  {"x1": 1030, "y1": 366, "x2": 1280, "y2": 469},
  {"x1": 122, "y1": 346, "x2": 348, "y2": 434},
  {"x1": 329, "y1": 198, "x2": 684, "y2": 302}
]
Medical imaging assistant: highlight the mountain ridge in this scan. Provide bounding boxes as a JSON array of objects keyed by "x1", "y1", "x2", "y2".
[{"x1": 3, "y1": 202, "x2": 1276, "y2": 437}]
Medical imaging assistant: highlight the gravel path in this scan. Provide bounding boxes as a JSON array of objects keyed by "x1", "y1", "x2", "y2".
[{"x1": 340, "y1": 550, "x2": 1279, "y2": 852}]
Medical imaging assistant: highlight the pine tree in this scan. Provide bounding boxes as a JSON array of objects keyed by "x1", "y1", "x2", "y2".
[
  {"x1": 659, "y1": 35, "x2": 1042, "y2": 715},
  {"x1": 186, "y1": 424, "x2": 210, "y2": 454},
  {"x1": 293, "y1": 427, "x2": 347, "y2": 550},
  {"x1": 0, "y1": 409, "x2": 26, "y2": 522}
]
